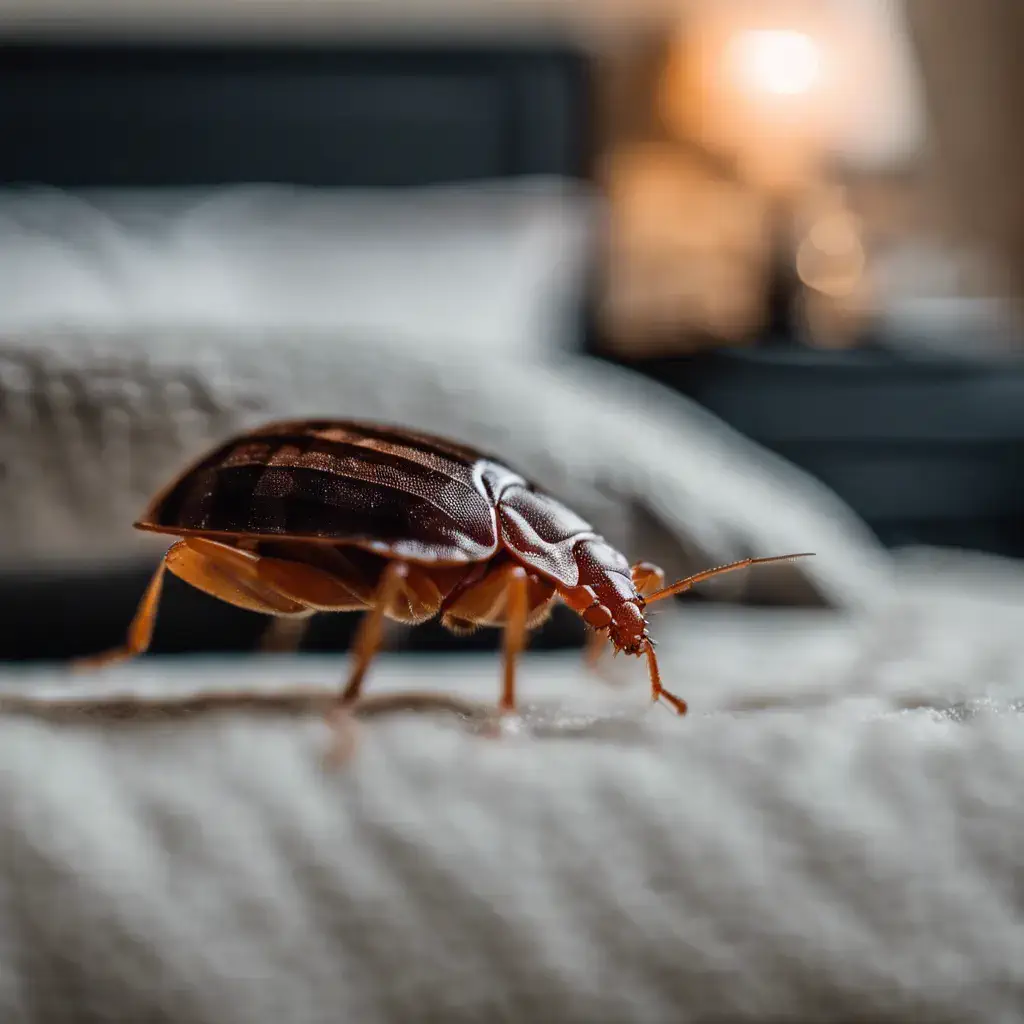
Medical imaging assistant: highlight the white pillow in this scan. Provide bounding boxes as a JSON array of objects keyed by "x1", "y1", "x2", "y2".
[{"x1": 0, "y1": 179, "x2": 596, "y2": 359}]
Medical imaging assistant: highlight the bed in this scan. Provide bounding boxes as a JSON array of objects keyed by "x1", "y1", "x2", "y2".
[{"x1": 0, "y1": 34, "x2": 1022, "y2": 1024}]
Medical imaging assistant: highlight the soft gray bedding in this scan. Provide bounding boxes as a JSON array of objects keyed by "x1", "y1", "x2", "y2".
[
  {"x1": 0, "y1": 181, "x2": 1020, "y2": 1023},
  {"x1": 0, "y1": 545, "x2": 1021, "y2": 1023}
]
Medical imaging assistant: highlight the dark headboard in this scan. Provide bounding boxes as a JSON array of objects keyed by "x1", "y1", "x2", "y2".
[{"x1": 0, "y1": 39, "x2": 594, "y2": 187}]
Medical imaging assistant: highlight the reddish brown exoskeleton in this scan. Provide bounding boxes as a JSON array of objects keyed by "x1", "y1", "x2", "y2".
[{"x1": 77, "y1": 419, "x2": 812, "y2": 716}]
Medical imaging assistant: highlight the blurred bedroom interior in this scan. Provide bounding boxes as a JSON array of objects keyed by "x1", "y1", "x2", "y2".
[
  {"x1": 1, "y1": 0, "x2": 1021, "y2": 666},
  {"x1": 3, "y1": 4, "x2": 1024, "y2": 1023}
]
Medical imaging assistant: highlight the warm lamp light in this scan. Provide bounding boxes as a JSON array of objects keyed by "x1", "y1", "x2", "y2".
[
  {"x1": 661, "y1": 0, "x2": 923, "y2": 179},
  {"x1": 659, "y1": 4, "x2": 855, "y2": 194},
  {"x1": 648, "y1": 1, "x2": 918, "y2": 346},
  {"x1": 727, "y1": 29, "x2": 821, "y2": 99}
]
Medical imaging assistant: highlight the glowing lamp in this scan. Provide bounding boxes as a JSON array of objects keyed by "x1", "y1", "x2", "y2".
[
  {"x1": 659, "y1": 3, "x2": 859, "y2": 194},
  {"x1": 727, "y1": 29, "x2": 821, "y2": 98}
]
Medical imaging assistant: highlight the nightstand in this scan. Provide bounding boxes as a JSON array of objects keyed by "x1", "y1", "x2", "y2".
[{"x1": 590, "y1": 343, "x2": 1024, "y2": 558}]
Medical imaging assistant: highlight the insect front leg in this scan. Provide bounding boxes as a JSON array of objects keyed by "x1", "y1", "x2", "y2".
[
  {"x1": 642, "y1": 641, "x2": 688, "y2": 716},
  {"x1": 631, "y1": 561, "x2": 666, "y2": 598},
  {"x1": 584, "y1": 627, "x2": 610, "y2": 668}
]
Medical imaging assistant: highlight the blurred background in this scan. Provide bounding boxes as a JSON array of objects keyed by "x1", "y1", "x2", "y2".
[{"x1": 0, "y1": 0, "x2": 1022, "y2": 665}]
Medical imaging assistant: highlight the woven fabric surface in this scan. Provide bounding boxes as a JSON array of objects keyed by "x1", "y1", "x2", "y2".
[{"x1": 0, "y1": 546, "x2": 1022, "y2": 1024}]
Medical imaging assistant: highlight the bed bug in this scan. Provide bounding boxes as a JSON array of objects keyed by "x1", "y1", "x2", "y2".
[{"x1": 76, "y1": 419, "x2": 813, "y2": 716}]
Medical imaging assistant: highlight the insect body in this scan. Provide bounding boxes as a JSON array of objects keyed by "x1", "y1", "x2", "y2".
[{"x1": 78, "y1": 419, "x2": 812, "y2": 716}]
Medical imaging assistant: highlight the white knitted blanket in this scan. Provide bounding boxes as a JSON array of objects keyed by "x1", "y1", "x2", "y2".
[{"x1": 0, "y1": 546, "x2": 1021, "y2": 1024}]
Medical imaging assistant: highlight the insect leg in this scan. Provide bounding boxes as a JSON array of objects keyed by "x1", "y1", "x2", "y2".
[
  {"x1": 71, "y1": 546, "x2": 174, "y2": 670},
  {"x1": 642, "y1": 640, "x2": 688, "y2": 716},
  {"x1": 438, "y1": 562, "x2": 553, "y2": 709},
  {"x1": 630, "y1": 561, "x2": 666, "y2": 598},
  {"x1": 500, "y1": 566, "x2": 530, "y2": 712},
  {"x1": 584, "y1": 627, "x2": 609, "y2": 668},
  {"x1": 339, "y1": 560, "x2": 409, "y2": 704},
  {"x1": 258, "y1": 615, "x2": 314, "y2": 654}
]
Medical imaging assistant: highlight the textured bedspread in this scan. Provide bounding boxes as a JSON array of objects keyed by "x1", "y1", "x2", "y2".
[
  {"x1": 0, "y1": 181, "x2": 1020, "y2": 1021},
  {"x1": 1, "y1": 547, "x2": 1021, "y2": 1024}
]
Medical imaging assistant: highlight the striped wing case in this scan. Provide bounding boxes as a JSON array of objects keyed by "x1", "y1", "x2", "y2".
[{"x1": 138, "y1": 420, "x2": 524, "y2": 563}]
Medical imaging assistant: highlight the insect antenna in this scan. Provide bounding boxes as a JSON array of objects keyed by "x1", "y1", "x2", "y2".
[{"x1": 643, "y1": 552, "x2": 815, "y2": 605}]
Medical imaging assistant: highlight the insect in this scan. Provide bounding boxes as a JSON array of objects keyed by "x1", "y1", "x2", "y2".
[{"x1": 76, "y1": 419, "x2": 812, "y2": 717}]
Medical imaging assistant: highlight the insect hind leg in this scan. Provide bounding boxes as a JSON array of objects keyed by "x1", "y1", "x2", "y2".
[
  {"x1": 71, "y1": 547, "x2": 175, "y2": 671},
  {"x1": 72, "y1": 536, "x2": 317, "y2": 672}
]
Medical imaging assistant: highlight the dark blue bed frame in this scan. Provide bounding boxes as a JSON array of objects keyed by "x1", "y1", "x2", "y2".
[{"x1": 0, "y1": 39, "x2": 594, "y2": 187}]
